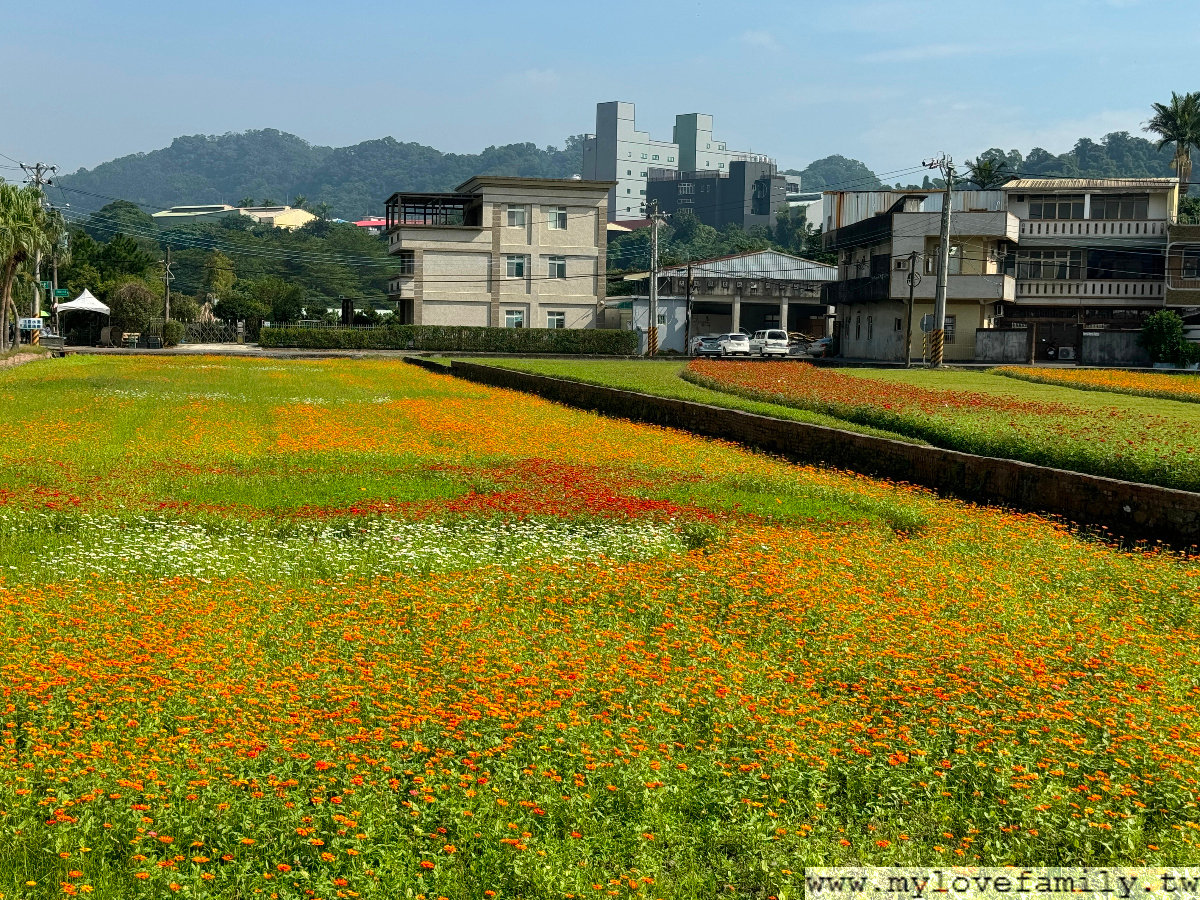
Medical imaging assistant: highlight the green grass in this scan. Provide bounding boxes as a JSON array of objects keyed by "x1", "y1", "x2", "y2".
[{"x1": 464, "y1": 357, "x2": 926, "y2": 443}]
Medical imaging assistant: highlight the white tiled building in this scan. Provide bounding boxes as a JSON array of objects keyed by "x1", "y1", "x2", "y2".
[{"x1": 384, "y1": 176, "x2": 614, "y2": 329}]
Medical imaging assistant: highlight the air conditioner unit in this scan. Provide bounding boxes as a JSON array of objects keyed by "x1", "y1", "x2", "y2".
[{"x1": 1058, "y1": 346, "x2": 1076, "y2": 360}]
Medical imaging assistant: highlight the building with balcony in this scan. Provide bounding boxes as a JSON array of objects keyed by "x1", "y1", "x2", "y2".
[
  {"x1": 582, "y1": 101, "x2": 773, "y2": 221},
  {"x1": 821, "y1": 190, "x2": 1019, "y2": 362},
  {"x1": 997, "y1": 178, "x2": 1178, "y2": 361},
  {"x1": 384, "y1": 176, "x2": 614, "y2": 329},
  {"x1": 644, "y1": 159, "x2": 787, "y2": 231}
]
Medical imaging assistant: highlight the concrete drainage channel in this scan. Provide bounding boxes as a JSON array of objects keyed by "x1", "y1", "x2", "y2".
[{"x1": 403, "y1": 355, "x2": 1200, "y2": 549}]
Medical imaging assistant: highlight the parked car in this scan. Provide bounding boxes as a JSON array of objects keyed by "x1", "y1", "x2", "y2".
[
  {"x1": 807, "y1": 336, "x2": 834, "y2": 358},
  {"x1": 749, "y1": 329, "x2": 792, "y2": 357},
  {"x1": 693, "y1": 334, "x2": 724, "y2": 357},
  {"x1": 718, "y1": 333, "x2": 751, "y2": 356}
]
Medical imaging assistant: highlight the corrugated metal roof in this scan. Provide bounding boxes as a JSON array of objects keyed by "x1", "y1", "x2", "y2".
[
  {"x1": 666, "y1": 250, "x2": 838, "y2": 282},
  {"x1": 1003, "y1": 178, "x2": 1178, "y2": 190}
]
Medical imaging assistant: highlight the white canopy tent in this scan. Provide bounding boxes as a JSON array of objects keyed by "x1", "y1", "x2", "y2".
[{"x1": 55, "y1": 289, "x2": 110, "y2": 315}]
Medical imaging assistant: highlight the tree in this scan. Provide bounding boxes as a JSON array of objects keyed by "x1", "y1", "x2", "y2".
[
  {"x1": 793, "y1": 155, "x2": 884, "y2": 192},
  {"x1": 1144, "y1": 91, "x2": 1200, "y2": 196},
  {"x1": 0, "y1": 183, "x2": 60, "y2": 351},
  {"x1": 1139, "y1": 309, "x2": 1199, "y2": 366},
  {"x1": 107, "y1": 280, "x2": 161, "y2": 334},
  {"x1": 201, "y1": 250, "x2": 236, "y2": 299},
  {"x1": 248, "y1": 275, "x2": 305, "y2": 323},
  {"x1": 963, "y1": 156, "x2": 1014, "y2": 189},
  {"x1": 292, "y1": 194, "x2": 308, "y2": 210},
  {"x1": 237, "y1": 197, "x2": 256, "y2": 208},
  {"x1": 212, "y1": 292, "x2": 268, "y2": 325}
]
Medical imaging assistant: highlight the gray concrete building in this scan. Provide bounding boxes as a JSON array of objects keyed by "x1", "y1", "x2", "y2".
[
  {"x1": 582, "y1": 101, "x2": 771, "y2": 222},
  {"x1": 644, "y1": 159, "x2": 787, "y2": 231}
]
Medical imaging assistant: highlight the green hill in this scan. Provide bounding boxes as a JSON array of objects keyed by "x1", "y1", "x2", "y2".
[{"x1": 56, "y1": 129, "x2": 588, "y2": 220}]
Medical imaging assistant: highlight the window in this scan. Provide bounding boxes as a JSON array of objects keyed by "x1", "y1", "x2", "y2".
[
  {"x1": 652, "y1": 154, "x2": 659, "y2": 160},
  {"x1": 718, "y1": 162, "x2": 725, "y2": 169},
  {"x1": 657, "y1": 310, "x2": 667, "y2": 326},
  {"x1": 505, "y1": 254, "x2": 526, "y2": 278},
  {"x1": 397, "y1": 249, "x2": 415, "y2": 275},
  {"x1": 925, "y1": 245, "x2": 963, "y2": 275},
  {"x1": 1028, "y1": 194, "x2": 1085, "y2": 220},
  {"x1": 944, "y1": 315, "x2": 956, "y2": 344},
  {"x1": 641, "y1": 153, "x2": 648, "y2": 160},
  {"x1": 894, "y1": 317, "x2": 903, "y2": 332},
  {"x1": 547, "y1": 206, "x2": 567, "y2": 230},
  {"x1": 505, "y1": 309, "x2": 525, "y2": 328},
  {"x1": 1012, "y1": 249, "x2": 1082, "y2": 280},
  {"x1": 627, "y1": 169, "x2": 632, "y2": 176},
  {"x1": 546, "y1": 311, "x2": 565, "y2": 329},
  {"x1": 867, "y1": 315, "x2": 873, "y2": 341},
  {"x1": 706, "y1": 143, "x2": 711, "y2": 149},
  {"x1": 667, "y1": 156, "x2": 675, "y2": 162},
  {"x1": 639, "y1": 189, "x2": 645, "y2": 195},
  {"x1": 640, "y1": 171, "x2": 647, "y2": 177},
  {"x1": 678, "y1": 182, "x2": 694, "y2": 195},
  {"x1": 1183, "y1": 248, "x2": 1200, "y2": 280},
  {"x1": 547, "y1": 255, "x2": 566, "y2": 278},
  {"x1": 855, "y1": 314, "x2": 861, "y2": 340},
  {"x1": 506, "y1": 205, "x2": 525, "y2": 227},
  {"x1": 1090, "y1": 193, "x2": 1149, "y2": 220}
]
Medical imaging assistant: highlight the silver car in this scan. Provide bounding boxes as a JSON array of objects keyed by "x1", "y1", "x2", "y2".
[{"x1": 749, "y1": 329, "x2": 792, "y2": 357}]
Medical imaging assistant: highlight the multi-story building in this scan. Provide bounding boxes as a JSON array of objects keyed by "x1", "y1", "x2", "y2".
[
  {"x1": 582, "y1": 101, "x2": 770, "y2": 222},
  {"x1": 644, "y1": 159, "x2": 787, "y2": 231},
  {"x1": 998, "y1": 178, "x2": 1178, "y2": 360},
  {"x1": 822, "y1": 190, "x2": 1019, "y2": 362},
  {"x1": 384, "y1": 176, "x2": 614, "y2": 329},
  {"x1": 821, "y1": 179, "x2": 1186, "y2": 363}
]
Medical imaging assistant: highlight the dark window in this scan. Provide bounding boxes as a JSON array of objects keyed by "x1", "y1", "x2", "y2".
[
  {"x1": 1090, "y1": 194, "x2": 1149, "y2": 220},
  {"x1": 1087, "y1": 247, "x2": 1164, "y2": 280},
  {"x1": 1028, "y1": 194, "x2": 1084, "y2": 220},
  {"x1": 397, "y1": 249, "x2": 415, "y2": 275}
]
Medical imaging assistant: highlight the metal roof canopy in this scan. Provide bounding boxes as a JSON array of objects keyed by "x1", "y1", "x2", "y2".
[
  {"x1": 1003, "y1": 178, "x2": 1179, "y2": 191},
  {"x1": 623, "y1": 249, "x2": 838, "y2": 282}
]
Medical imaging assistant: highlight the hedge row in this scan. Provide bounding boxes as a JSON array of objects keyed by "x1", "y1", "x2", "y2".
[{"x1": 259, "y1": 324, "x2": 639, "y2": 355}]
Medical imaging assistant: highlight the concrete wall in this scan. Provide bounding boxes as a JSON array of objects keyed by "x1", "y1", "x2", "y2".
[
  {"x1": 975, "y1": 329, "x2": 1030, "y2": 363},
  {"x1": 427, "y1": 360, "x2": 1200, "y2": 548},
  {"x1": 1081, "y1": 330, "x2": 1152, "y2": 366}
]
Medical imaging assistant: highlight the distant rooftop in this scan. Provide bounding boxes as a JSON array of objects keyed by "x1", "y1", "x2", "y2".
[{"x1": 1003, "y1": 178, "x2": 1179, "y2": 191}]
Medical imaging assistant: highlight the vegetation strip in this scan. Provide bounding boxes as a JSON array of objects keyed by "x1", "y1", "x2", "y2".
[
  {"x1": 684, "y1": 360, "x2": 1200, "y2": 494},
  {"x1": 436, "y1": 359, "x2": 1200, "y2": 547},
  {"x1": 995, "y1": 365, "x2": 1200, "y2": 405}
]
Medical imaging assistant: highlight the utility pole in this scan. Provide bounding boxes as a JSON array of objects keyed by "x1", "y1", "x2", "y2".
[
  {"x1": 923, "y1": 154, "x2": 954, "y2": 368},
  {"x1": 161, "y1": 246, "x2": 174, "y2": 322},
  {"x1": 904, "y1": 249, "x2": 920, "y2": 368},
  {"x1": 19, "y1": 163, "x2": 57, "y2": 325},
  {"x1": 684, "y1": 261, "x2": 694, "y2": 354},
  {"x1": 645, "y1": 199, "x2": 668, "y2": 357}
]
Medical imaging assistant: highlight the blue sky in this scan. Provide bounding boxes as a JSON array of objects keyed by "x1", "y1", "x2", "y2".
[{"x1": 1, "y1": 0, "x2": 1196, "y2": 180}]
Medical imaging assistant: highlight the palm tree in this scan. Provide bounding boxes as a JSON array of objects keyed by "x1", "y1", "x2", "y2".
[
  {"x1": 963, "y1": 157, "x2": 1014, "y2": 190},
  {"x1": 1145, "y1": 91, "x2": 1200, "y2": 197},
  {"x1": 292, "y1": 194, "x2": 308, "y2": 210},
  {"x1": 0, "y1": 183, "x2": 60, "y2": 352}
]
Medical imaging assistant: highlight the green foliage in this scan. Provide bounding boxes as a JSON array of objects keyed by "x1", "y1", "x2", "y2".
[
  {"x1": 57, "y1": 128, "x2": 589, "y2": 220},
  {"x1": 107, "y1": 280, "x2": 162, "y2": 333},
  {"x1": 169, "y1": 294, "x2": 200, "y2": 323},
  {"x1": 213, "y1": 292, "x2": 269, "y2": 325},
  {"x1": 1139, "y1": 310, "x2": 1199, "y2": 366},
  {"x1": 963, "y1": 156, "x2": 1014, "y2": 189},
  {"x1": 248, "y1": 275, "x2": 305, "y2": 323},
  {"x1": 1144, "y1": 91, "x2": 1200, "y2": 191},
  {"x1": 789, "y1": 155, "x2": 884, "y2": 191},
  {"x1": 162, "y1": 319, "x2": 185, "y2": 346},
  {"x1": 260, "y1": 324, "x2": 639, "y2": 354}
]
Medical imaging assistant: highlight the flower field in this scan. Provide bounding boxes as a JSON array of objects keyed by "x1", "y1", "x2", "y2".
[
  {"x1": 996, "y1": 366, "x2": 1200, "y2": 405},
  {"x1": 685, "y1": 359, "x2": 1200, "y2": 492},
  {"x1": 1, "y1": 356, "x2": 1199, "y2": 900}
]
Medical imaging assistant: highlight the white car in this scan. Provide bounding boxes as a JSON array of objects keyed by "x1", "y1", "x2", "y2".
[
  {"x1": 717, "y1": 333, "x2": 751, "y2": 356},
  {"x1": 749, "y1": 329, "x2": 792, "y2": 357}
]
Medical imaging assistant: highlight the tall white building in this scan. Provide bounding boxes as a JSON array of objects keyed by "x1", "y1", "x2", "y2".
[
  {"x1": 582, "y1": 101, "x2": 770, "y2": 222},
  {"x1": 582, "y1": 101, "x2": 678, "y2": 221}
]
